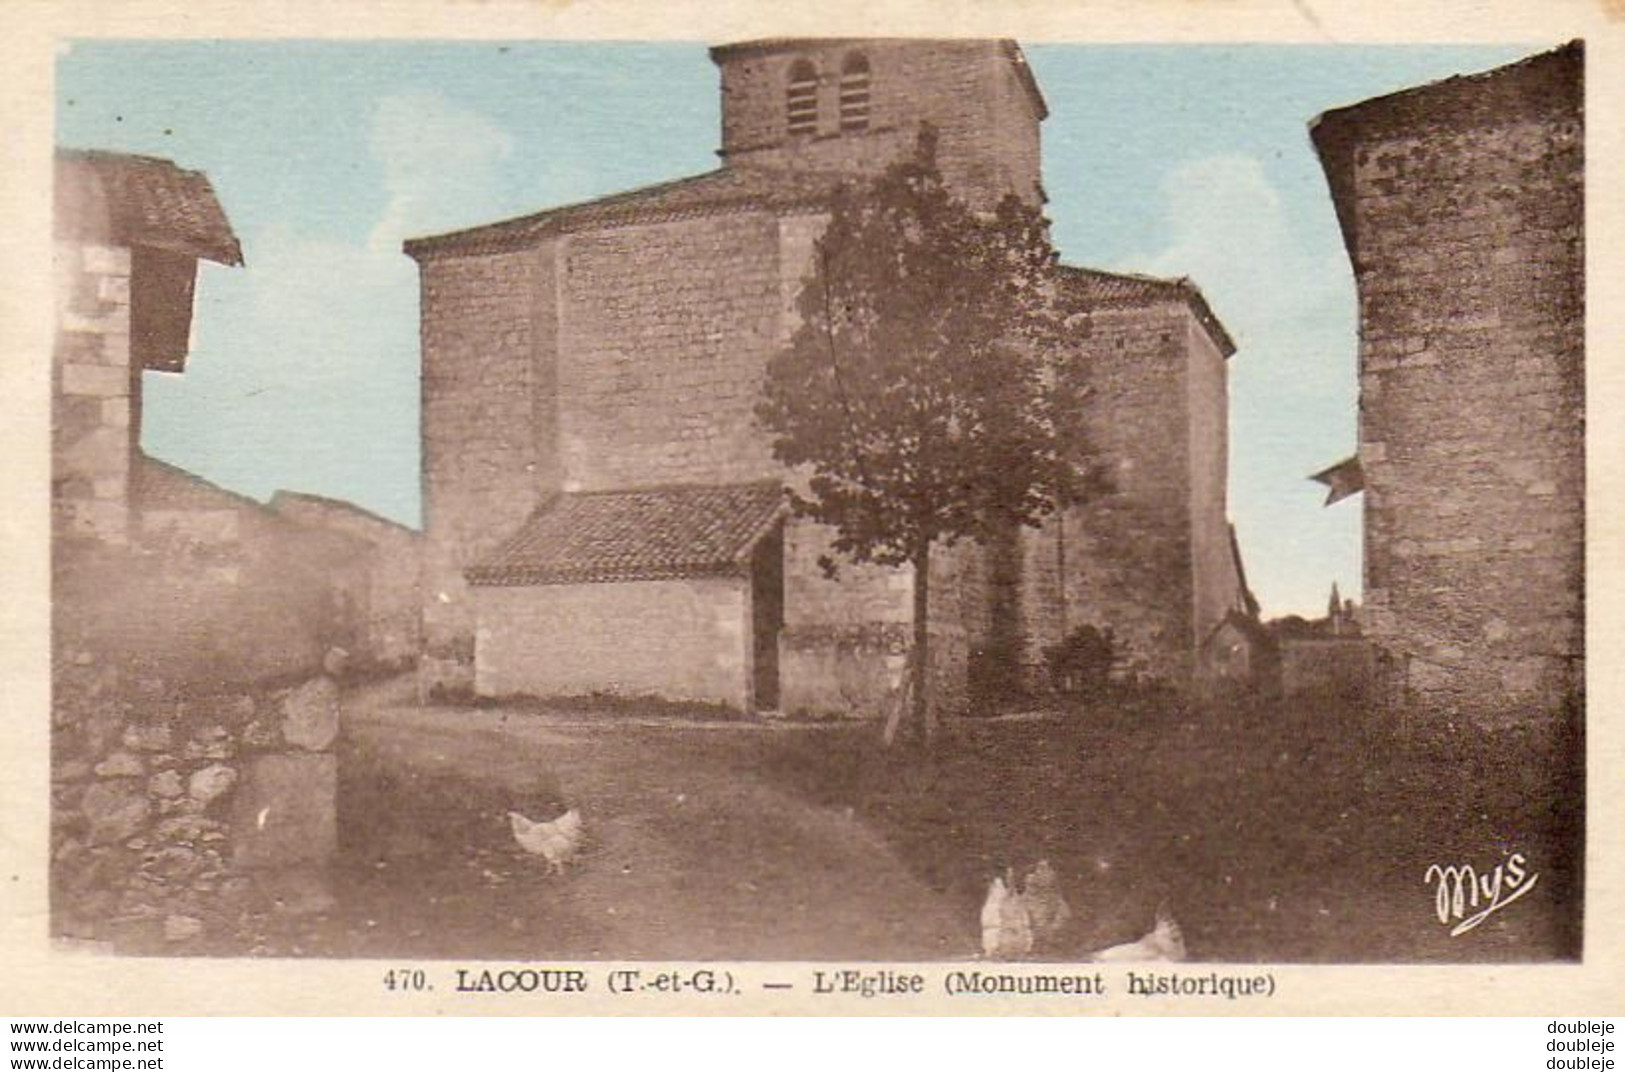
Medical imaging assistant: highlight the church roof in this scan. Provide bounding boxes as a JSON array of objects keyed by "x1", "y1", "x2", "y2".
[
  {"x1": 55, "y1": 149, "x2": 243, "y2": 266},
  {"x1": 465, "y1": 482, "x2": 787, "y2": 586},
  {"x1": 404, "y1": 168, "x2": 841, "y2": 259},
  {"x1": 1056, "y1": 265, "x2": 1236, "y2": 357}
]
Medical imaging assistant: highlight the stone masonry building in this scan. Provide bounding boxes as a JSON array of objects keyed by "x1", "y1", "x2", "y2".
[
  {"x1": 54, "y1": 149, "x2": 244, "y2": 546},
  {"x1": 407, "y1": 39, "x2": 1254, "y2": 713},
  {"x1": 52, "y1": 150, "x2": 351, "y2": 946},
  {"x1": 1311, "y1": 42, "x2": 1584, "y2": 720}
]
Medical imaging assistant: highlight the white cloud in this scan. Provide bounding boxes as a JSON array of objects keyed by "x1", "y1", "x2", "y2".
[
  {"x1": 1119, "y1": 154, "x2": 1343, "y2": 346},
  {"x1": 366, "y1": 91, "x2": 515, "y2": 253}
]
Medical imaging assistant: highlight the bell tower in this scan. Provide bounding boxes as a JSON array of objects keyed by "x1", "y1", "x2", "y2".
[{"x1": 708, "y1": 38, "x2": 1048, "y2": 208}]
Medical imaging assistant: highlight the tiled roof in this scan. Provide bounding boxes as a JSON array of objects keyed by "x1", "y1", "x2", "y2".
[
  {"x1": 404, "y1": 167, "x2": 842, "y2": 258},
  {"x1": 1056, "y1": 264, "x2": 1236, "y2": 358},
  {"x1": 55, "y1": 149, "x2": 243, "y2": 266},
  {"x1": 1310, "y1": 42, "x2": 1580, "y2": 263},
  {"x1": 466, "y1": 482, "x2": 787, "y2": 586}
]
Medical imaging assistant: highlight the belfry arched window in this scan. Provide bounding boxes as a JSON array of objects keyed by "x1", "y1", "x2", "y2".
[
  {"x1": 839, "y1": 52, "x2": 871, "y2": 132},
  {"x1": 786, "y1": 59, "x2": 820, "y2": 135}
]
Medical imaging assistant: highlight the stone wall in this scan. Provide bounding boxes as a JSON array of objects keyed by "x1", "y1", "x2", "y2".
[
  {"x1": 58, "y1": 499, "x2": 357, "y2": 693},
  {"x1": 1053, "y1": 303, "x2": 1201, "y2": 685},
  {"x1": 557, "y1": 214, "x2": 784, "y2": 491},
  {"x1": 714, "y1": 39, "x2": 1044, "y2": 207},
  {"x1": 777, "y1": 518, "x2": 987, "y2": 720},
  {"x1": 1185, "y1": 314, "x2": 1250, "y2": 669},
  {"x1": 52, "y1": 637, "x2": 343, "y2": 949},
  {"x1": 1313, "y1": 45, "x2": 1584, "y2": 720},
  {"x1": 473, "y1": 578, "x2": 752, "y2": 709},
  {"x1": 270, "y1": 492, "x2": 423, "y2": 671},
  {"x1": 417, "y1": 246, "x2": 556, "y2": 696},
  {"x1": 1280, "y1": 637, "x2": 1375, "y2": 700},
  {"x1": 410, "y1": 41, "x2": 1252, "y2": 715},
  {"x1": 54, "y1": 241, "x2": 135, "y2": 545},
  {"x1": 779, "y1": 516, "x2": 912, "y2": 717}
]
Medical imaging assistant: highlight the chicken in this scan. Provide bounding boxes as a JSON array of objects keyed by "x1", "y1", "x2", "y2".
[
  {"x1": 1023, "y1": 859, "x2": 1072, "y2": 946},
  {"x1": 508, "y1": 807, "x2": 583, "y2": 874},
  {"x1": 980, "y1": 869, "x2": 1034, "y2": 959},
  {"x1": 1090, "y1": 903, "x2": 1187, "y2": 963}
]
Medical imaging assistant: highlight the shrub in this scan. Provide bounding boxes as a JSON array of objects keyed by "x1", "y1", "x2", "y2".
[{"x1": 1044, "y1": 625, "x2": 1116, "y2": 696}]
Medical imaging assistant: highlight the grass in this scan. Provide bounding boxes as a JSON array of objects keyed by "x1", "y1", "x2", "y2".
[
  {"x1": 190, "y1": 684, "x2": 1582, "y2": 962},
  {"x1": 747, "y1": 689, "x2": 1583, "y2": 962}
]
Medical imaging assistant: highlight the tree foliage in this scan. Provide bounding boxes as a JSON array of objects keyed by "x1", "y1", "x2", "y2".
[{"x1": 755, "y1": 129, "x2": 1099, "y2": 743}]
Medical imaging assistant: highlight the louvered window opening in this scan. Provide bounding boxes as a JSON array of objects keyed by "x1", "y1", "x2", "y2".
[
  {"x1": 787, "y1": 61, "x2": 819, "y2": 135},
  {"x1": 839, "y1": 54, "x2": 871, "y2": 132}
]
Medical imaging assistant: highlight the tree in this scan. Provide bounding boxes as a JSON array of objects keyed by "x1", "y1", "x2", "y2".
[{"x1": 755, "y1": 129, "x2": 1098, "y2": 747}]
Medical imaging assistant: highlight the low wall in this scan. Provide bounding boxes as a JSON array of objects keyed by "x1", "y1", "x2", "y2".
[
  {"x1": 51, "y1": 652, "x2": 343, "y2": 949},
  {"x1": 473, "y1": 578, "x2": 752, "y2": 709},
  {"x1": 1280, "y1": 637, "x2": 1374, "y2": 700}
]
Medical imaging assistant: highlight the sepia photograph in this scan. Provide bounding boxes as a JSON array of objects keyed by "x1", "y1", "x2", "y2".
[{"x1": 4, "y1": 0, "x2": 1617, "y2": 1020}]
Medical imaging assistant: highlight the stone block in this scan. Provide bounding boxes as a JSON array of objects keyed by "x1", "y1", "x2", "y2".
[
  {"x1": 230, "y1": 753, "x2": 337, "y2": 869},
  {"x1": 280, "y1": 676, "x2": 341, "y2": 751},
  {"x1": 82, "y1": 779, "x2": 150, "y2": 845}
]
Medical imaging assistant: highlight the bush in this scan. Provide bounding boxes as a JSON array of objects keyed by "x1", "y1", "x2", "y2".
[{"x1": 1044, "y1": 625, "x2": 1116, "y2": 696}]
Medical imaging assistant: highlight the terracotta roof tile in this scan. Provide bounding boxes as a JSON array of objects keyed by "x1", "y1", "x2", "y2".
[
  {"x1": 55, "y1": 149, "x2": 243, "y2": 266},
  {"x1": 1057, "y1": 264, "x2": 1236, "y2": 357},
  {"x1": 466, "y1": 482, "x2": 787, "y2": 586}
]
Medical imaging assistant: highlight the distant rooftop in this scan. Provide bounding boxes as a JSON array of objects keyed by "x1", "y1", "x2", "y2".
[{"x1": 1056, "y1": 265, "x2": 1236, "y2": 358}]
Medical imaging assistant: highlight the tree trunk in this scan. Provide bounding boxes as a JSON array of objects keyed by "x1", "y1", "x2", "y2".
[{"x1": 912, "y1": 541, "x2": 934, "y2": 750}]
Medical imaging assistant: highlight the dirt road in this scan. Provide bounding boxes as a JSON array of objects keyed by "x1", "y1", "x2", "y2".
[{"x1": 319, "y1": 690, "x2": 972, "y2": 961}]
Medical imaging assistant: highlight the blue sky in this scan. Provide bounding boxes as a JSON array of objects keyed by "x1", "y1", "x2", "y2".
[{"x1": 56, "y1": 40, "x2": 1532, "y2": 616}]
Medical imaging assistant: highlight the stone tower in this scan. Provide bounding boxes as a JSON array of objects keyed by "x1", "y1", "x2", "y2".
[
  {"x1": 710, "y1": 39, "x2": 1047, "y2": 207},
  {"x1": 1312, "y1": 43, "x2": 1583, "y2": 720}
]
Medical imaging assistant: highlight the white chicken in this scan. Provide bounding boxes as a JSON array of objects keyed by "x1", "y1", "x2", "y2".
[
  {"x1": 980, "y1": 869, "x2": 1034, "y2": 959},
  {"x1": 508, "y1": 807, "x2": 583, "y2": 875},
  {"x1": 1023, "y1": 859, "x2": 1072, "y2": 946},
  {"x1": 1089, "y1": 903, "x2": 1187, "y2": 963}
]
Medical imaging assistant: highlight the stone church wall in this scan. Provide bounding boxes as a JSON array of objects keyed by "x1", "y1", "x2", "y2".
[
  {"x1": 557, "y1": 213, "x2": 786, "y2": 492},
  {"x1": 1053, "y1": 303, "x2": 1200, "y2": 685},
  {"x1": 54, "y1": 241, "x2": 135, "y2": 546}
]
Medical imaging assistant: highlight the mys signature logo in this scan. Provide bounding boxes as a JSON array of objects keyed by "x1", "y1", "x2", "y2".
[{"x1": 1424, "y1": 853, "x2": 1539, "y2": 937}]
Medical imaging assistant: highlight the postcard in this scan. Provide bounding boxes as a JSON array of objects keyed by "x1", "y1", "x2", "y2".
[{"x1": 1, "y1": 0, "x2": 1620, "y2": 1016}]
